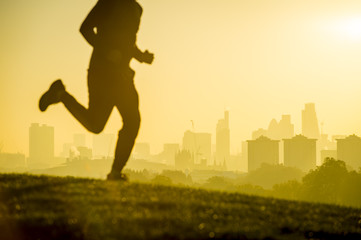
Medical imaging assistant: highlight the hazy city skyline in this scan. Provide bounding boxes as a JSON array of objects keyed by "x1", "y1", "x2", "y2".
[
  {"x1": 3, "y1": 108, "x2": 361, "y2": 173},
  {"x1": 11, "y1": 102, "x2": 358, "y2": 174},
  {"x1": 2, "y1": 0, "x2": 361, "y2": 155},
  {"x1": 1, "y1": 2, "x2": 361, "y2": 238},
  {"x1": 19, "y1": 103, "x2": 350, "y2": 156},
  {"x1": 1, "y1": 102, "x2": 358, "y2": 164}
]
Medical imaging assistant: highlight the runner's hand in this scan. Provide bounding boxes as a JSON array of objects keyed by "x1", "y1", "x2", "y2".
[{"x1": 142, "y1": 50, "x2": 154, "y2": 64}]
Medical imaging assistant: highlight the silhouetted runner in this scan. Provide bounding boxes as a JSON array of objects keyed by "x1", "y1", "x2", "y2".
[{"x1": 39, "y1": 0, "x2": 154, "y2": 181}]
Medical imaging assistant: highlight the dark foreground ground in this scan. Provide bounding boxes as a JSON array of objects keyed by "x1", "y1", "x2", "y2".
[{"x1": 0, "y1": 174, "x2": 361, "y2": 240}]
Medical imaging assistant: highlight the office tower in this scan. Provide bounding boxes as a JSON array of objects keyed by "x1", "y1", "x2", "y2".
[
  {"x1": 267, "y1": 115, "x2": 295, "y2": 140},
  {"x1": 183, "y1": 131, "x2": 211, "y2": 165},
  {"x1": 252, "y1": 115, "x2": 294, "y2": 140},
  {"x1": 134, "y1": 142, "x2": 150, "y2": 159},
  {"x1": 28, "y1": 123, "x2": 54, "y2": 166},
  {"x1": 162, "y1": 143, "x2": 180, "y2": 165},
  {"x1": 247, "y1": 136, "x2": 279, "y2": 172},
  {"x1": 337, "y1": 135, "x2": 361, "y2": 170},
  {"x1": 278, "y1": 115, "x2": 294, "y2": 139},
  {"x1": 284, "y1": 135, "x2": 317, "y2": 172},
  {"x1": 92, "y1": 133, "x2": 116, "y2": 158},
  {"x1": 216, "y1": 111, "x2": 230, "y2": 166},
  {"x1": 73, "y1": 134, "x2": 86, "y2": 147},
  {"x1": 267, "y1": 119, "x2": 279, "y2": 139},
  {"x1": 302, "y1": 103, "x2": 320, "y2": 139},
  {"x1": 252, "y1": 128, "x2": 268, "y2": 140}
]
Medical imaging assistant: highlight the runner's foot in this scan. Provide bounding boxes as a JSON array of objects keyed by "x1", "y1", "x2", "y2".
[
  {"x1": 39, "y1": 79, "x2": 65, "y2": 112},
  {"x1": 107, "y1": 172, "x2": 129, "y2": 181}
]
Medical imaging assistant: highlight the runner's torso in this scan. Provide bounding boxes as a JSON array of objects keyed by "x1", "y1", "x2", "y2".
[{"x1": 89, "y1": 0, "x2": 142, "y2": 71}]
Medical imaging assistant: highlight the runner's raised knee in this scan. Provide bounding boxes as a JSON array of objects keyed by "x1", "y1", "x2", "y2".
[{"x1": 88, "y1": 122, "x2": 106, "y2": 134}]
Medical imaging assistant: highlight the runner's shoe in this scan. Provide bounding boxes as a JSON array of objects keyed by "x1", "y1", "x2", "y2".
[
  {"x1": 107, "y1": 172, "x2": 129, "y2": 181},
  {"x1": 39, "y1": 79, "x2": 65, "y2": 112}
]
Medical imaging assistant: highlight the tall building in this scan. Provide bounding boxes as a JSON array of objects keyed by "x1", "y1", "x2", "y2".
[
  {"x1": 252, "y1": 128, "x2": 268, "y2": 140},
  {"x1": 92, "y1": 133, "x2": 116, "y2": 158},
  {"x1": 278, "y1": 115, "x2": 295, "y2": 139},
  {"x1": 284, "y1": 135, "x2": 317, "y2": 172},
  {"x1": 337, "y1": 135, "x2": 361, "y2": 170},
  {"x1": 162, "y1": 143, "x2": 180, "y2": 165},
  {"x1": 268, "y1": 115, "x2": 294, "y2": 140},
  {"x1": 302, "y1": 103, "x2": 320, "y2": 139},
  {"x1": 28, "y1": 123, "x2": 54, "y2": 166},
  {"x1": 183, "y1": 131, "x2": 211, "y2": 164},
  {"x1": 247, "y1": 136, "x2": 279, "y2": 172},
  {"x1": 216, "y1": 111, "x2": 230, "y2": 166},
  {"x1": 252, "y1": 115, "x2": 294, "y2": 140}
]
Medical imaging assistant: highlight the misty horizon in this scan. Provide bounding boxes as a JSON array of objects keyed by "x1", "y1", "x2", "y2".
[{"x1": 2, "y1": 0, "x2": 361, "y2": 156}]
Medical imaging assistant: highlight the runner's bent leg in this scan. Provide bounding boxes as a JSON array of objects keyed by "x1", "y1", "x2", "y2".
[
  {"x1": 60, "y1": 70, "x2": 114, "y2": 134},
  {"x1": 61, "y1": 93, "x2": 113, "y2": 134}
]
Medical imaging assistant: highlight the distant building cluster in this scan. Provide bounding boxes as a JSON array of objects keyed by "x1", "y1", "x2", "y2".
[
  {"x1": 1, "y1": 103, "x2": 361, "y2": 173},
  {"x1": 252, "y1": 114, "x2": 294, "y2": 140},
  {"x1": 161, "y1": 111, "x2": 230, "y2": 171},
  {"x1": 247, "y1": 103, "x2": 361, "y2": 173}
]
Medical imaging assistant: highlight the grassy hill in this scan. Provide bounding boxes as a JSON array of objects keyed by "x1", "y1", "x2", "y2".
[{"x1": 0, "y1": 174, "x2": 360, "y2": 240}]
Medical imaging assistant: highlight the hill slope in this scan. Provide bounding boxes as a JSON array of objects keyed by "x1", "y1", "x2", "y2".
[{"x1": 0, "y1": 174, "x2": 360, "y2": 240}]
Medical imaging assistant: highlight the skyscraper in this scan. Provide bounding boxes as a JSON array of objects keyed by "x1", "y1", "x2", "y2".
[
  {"x1": 216, "y1": 111, "x2": 230, "y2": 167},
  {"x1": 28, "y1": 123, "x2": 54, "y2": 166},
  {"x1": 162, "y1": 143, "x2": 180, "y2": 165},
  {"x1": 278, "y1": 115, "x2": 294, "y2": 139},
  {"x1": 252, "y1": 114, "x2": 294, "y2": 140},
  {"x1": 183, "y1": 131, "x2": 211, "y2": 165},
  {"x1": 302, "y1": 103, "x2": 320, "y2": 139}
]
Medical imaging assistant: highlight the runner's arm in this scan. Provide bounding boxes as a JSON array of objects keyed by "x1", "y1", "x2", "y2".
[{"x1": 80, "y1": 1, "x2": 105, "y2": 47}]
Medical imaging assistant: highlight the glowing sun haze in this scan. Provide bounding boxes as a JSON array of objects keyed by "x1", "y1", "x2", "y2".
[
  {"x1": 335, "y1": 17, "x2": 361, "y2": 40},
  {"x1": 1, "y1": 0, "x2": 361, "y2": 155}
]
